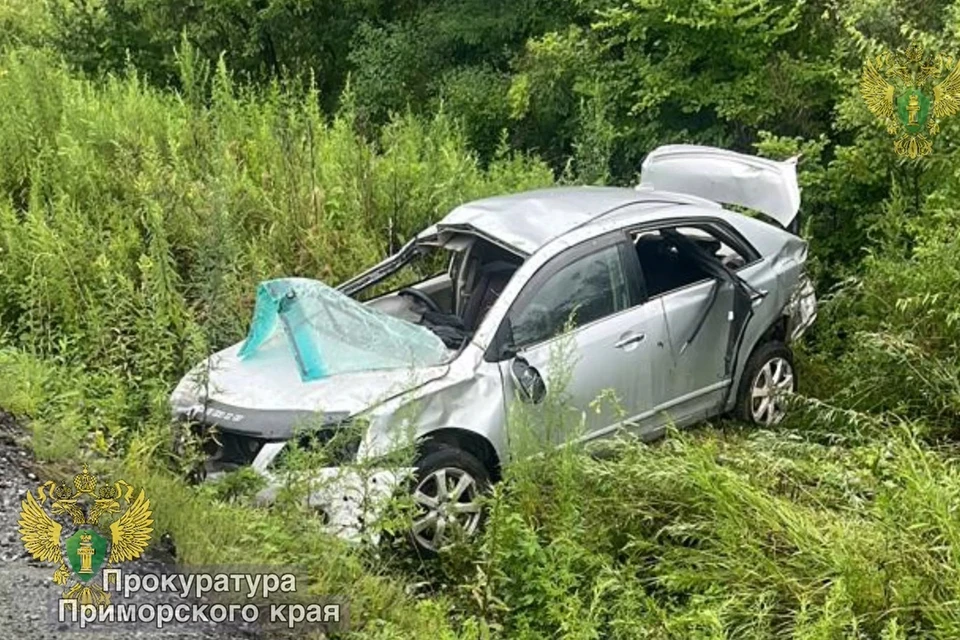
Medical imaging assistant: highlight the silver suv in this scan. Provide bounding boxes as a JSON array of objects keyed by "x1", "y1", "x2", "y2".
[{"x1": 170, "y1": 145, "x2": 817, "y2": 552}]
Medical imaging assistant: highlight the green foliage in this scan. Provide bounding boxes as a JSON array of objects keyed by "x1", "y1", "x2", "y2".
[
  {"x1": 0, "y1": 45, "x2": 552, "y2": 636},
  {"x1": 0, "y1": 347, "x2": 52, "y2": 417},
  {"x1": 4, "y1": 0, "x2": 960, "y2": 637},
  {"x1": 804, "y1": 198, "x2": 960, "y2": 429},
  {"x1": 0, "y1": 0, "x2": 51, "y2": 50},
  {"x1": 17, "y1": 0, "x2": 960, "y2": 274},
  {"x1": 431, "y1": 418, "x2": 960, "y2": 638},
  {"x1": 0, "y1": 47, "x2": 551, "y2": 440}
]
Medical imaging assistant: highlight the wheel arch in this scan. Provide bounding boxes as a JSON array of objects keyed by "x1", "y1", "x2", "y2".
[
  {"x1": 726, "y1": 314, "x2": 791, "y2": 412},
  {"x1": 417, "y1": 427, "x2": 502, "y2": 482}
]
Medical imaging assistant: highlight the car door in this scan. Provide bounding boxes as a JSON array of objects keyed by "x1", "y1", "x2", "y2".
[
  {"x1": 631, "y1": 224, "x2": 756, "y2": 426},
  {"x1": 496, "y1": 233, "x2": 672, "y2": 445},
  {"x1": 657, "y1": 279, "x2": 735, "y2": 422}
]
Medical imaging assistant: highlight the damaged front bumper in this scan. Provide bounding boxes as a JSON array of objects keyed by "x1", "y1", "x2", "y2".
[
  {"x1": 254, "y1": 466, "x2": 415, "y2": 542},
  {"x1": 173, "y1": 410, "x2": 412, "y2": 543}
]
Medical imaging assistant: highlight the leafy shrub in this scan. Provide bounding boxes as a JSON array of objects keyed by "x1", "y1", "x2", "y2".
[{"x1": 4, "y1": 1, "x2": 960, "y2": 638}]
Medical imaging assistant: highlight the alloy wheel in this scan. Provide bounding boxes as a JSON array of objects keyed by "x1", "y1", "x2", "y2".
[
  {"x1": 750, "y1": 356, "x2": 795, "y2": 425},
  {"x1": 411, "y1": 467, "x2": 482, "y2": 551}
]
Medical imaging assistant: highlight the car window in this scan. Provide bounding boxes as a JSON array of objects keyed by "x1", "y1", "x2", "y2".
[
  {"x1": 355, "y1": 252, "x2": 447, "y2": 301},
  {"x1": 510, "y1": 245, "x2": 630, "y2": 348},
  {"x1": 633, "y1": 225, "x2": 746, "y2": 297},
  {"x1": 673, "y1": 226, "x2": 747, "y2": 269}
]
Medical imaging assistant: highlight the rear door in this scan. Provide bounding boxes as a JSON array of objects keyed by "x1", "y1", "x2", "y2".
[
  {"x1": 658, "y1": 280, "x2": 735, "y2": 422},
  {"x1": 629, "y1": 224, "x2": 758, "y2": 426},
  {"x1": 497, "y1": 233, "x2": 672, "y2": 443}
]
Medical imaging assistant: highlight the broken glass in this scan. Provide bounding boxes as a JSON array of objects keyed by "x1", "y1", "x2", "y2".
[{"x1": 238, "y1": 278, "x2": 450, "y2": 381}]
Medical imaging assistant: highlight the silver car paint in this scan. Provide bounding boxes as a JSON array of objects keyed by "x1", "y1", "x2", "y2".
[
  {"x1": 173, "y1": 145, "x2": 817, "y2": 536},
  {"x1": 349, "y1": 202, "x2": 810, "y2": 470},
  {"x1": 430, "y1": 187, "x2": 722, "y2": 257},
  {"x1": 178, "y1": 196, "x2": 812, "y2": 475},
  {"x1": 171, "y1": 343, "x2": 451, "y2": 417},
  {"x1": 639, "y1": 144, "x2": 801, "y2": 227}
]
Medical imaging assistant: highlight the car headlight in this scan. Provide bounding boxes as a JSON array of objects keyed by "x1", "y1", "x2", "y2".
[{"x1": 170, "y1": 374, "x2": 202, "y2": 417}]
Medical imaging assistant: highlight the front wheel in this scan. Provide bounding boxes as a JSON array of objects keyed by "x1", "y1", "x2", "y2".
[
  {"x1": 735, "y1": 341, "x2": 796, "y2": 426},
  {"x1": 409, "y1": 446, "x2": 489, "y2": 553}
]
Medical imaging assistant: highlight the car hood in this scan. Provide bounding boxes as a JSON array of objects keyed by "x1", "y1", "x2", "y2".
[
  {"x1": 171, "y1": 277, "x2": 452, "y2": 439},
  {"x1": 174, "y1": 342, "x2": 448, "y2": 438}
]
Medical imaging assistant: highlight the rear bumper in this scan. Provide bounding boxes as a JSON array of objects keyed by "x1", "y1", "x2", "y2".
[{"x1": 786, "y1": 273, "x2": 817, "y2": 341}]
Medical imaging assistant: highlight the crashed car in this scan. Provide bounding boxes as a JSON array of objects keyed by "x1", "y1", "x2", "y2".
[{"x1": 170, "y1": 145, "x2": 818, "y2": 552}]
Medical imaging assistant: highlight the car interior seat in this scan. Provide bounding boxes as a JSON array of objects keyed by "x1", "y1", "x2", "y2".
[
  {"x1": 461, "y1": 261, "x2": 519, "y2": 331},
  {"x1": 638, "y1": 232, "x2": 723, "y2": 295},
  {"x1": 635, "y1": 234, "x2": 673, "y2": 296}
]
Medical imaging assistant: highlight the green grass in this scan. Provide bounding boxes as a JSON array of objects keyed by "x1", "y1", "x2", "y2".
[{"x1": 3, "y1": 40, "x2": 960, "y2": 639}]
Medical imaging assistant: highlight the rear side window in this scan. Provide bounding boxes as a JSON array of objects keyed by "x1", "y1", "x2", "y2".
[
  {"x1": 510, "y1": 245, "x2": 630, "y2": 348},
  {"x1": 632, "y1": 225, "x2": 750, "y2": 297}
]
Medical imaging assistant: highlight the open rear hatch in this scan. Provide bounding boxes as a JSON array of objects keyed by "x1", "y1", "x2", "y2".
[{"x1": 638, "y1": 145, "x2": 801, "y2": 228}]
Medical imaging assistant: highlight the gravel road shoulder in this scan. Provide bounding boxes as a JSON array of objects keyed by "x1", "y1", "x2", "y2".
[{"x1": 0, "y1": 411, "x2": 263, "y2": 639}]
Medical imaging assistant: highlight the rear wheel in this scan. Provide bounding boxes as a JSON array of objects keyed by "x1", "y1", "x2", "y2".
[
  {"x1": 409, "y1": 446, "x2": 489, "y2": 553},
  {"x1": 735, "y1": 341, "x2": 796, "y2": 426}
]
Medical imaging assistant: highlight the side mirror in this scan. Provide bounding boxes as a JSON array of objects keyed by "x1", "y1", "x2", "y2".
[{"x1": 510, "y1": 357, "x2": 546, "y2": 404}]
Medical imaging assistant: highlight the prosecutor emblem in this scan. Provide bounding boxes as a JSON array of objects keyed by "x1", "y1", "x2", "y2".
[
  {"x1": 861, "y1": 43, "x2": 960, "y2": 157},
  {"x1": 18, "y1": 465, "x2": 153, "y2": 606}
]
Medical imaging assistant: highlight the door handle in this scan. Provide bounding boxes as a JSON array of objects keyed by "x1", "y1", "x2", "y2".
[{"x1": 614, "y1": 333, "x2": 646, "y2": 350}]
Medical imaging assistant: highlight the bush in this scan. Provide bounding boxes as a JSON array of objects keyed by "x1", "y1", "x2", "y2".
[
  {"x1": 0, "y1": 47, "x2": 553, "y2": 439},
  {"x1": 0, "y1": 48, "x2": 555, "y2": 636},
  {"x1": 5, "y1": 1, "x2": 960, "y2": 637}
]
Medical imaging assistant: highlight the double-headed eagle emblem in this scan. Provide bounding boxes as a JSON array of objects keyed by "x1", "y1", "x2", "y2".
[
  {"x1": 18, "y1": 465, "x2": 152, "y2": 606},
  {"x1": 861, "y1": 43, "x2": 960, "y2": 158}
]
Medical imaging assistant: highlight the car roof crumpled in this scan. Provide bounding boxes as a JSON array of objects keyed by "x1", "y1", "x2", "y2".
[{"x1": 238, "y1": 278, "x2": 449, "y2": 381}]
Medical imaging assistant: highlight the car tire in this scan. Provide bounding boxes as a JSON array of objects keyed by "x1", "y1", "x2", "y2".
[
  {"x1": 735, "y1": 341, "x2": 796, "y2": 426},
  {"x1": 409, "y1": 445, "x2": 490, "y2": 554}
]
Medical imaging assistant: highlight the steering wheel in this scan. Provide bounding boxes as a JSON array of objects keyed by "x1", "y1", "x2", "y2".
[{"x1": 398, "y1": 287, "x2": 442, "y2": 314}]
